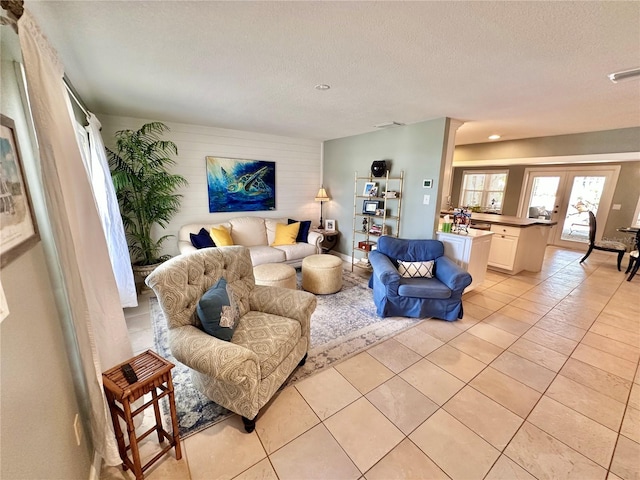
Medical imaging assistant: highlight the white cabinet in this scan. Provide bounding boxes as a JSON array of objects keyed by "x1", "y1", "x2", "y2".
[
  {"x1": 487, "y1": 224, "x2": 551, "y2": 274},
  {"x1": 436, "y1": 229, "x2": 494, "y2": 292},
  {"x1": 488, "y1": 232, "x2": 519, "y2": 270}
]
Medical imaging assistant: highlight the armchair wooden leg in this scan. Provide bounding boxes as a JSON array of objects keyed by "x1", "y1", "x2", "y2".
[{"x1": 242, "y1": 416, "x2": 256, "y2": 433}]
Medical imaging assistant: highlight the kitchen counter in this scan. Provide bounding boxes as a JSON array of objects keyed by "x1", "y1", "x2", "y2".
[
  {"x1": 436, "y1": 228, "x2": 494, "y2": 291},
  {"x1": 441, "y1": 211, "x2": 557, "y2": 228}
]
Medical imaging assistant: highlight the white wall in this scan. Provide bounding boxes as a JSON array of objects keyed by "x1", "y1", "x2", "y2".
[{"x1": 99, "y1": 115, "x2": 322, "y2": 257}]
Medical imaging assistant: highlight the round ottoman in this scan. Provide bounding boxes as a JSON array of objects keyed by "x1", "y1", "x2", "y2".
[
  {"x1": 253, "y1": 263, "x2": 297, "y2": 289},
  {"x1": 302, "y1": 254, "x2": 343, "y2": 294}
]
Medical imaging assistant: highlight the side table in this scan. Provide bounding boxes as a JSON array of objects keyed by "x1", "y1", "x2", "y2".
[
  {"x1": 102, "y1": 350, "x2": 182, "y2": 480},
  {"x1": 313, "y1": 228, "x2": 340, "y2": 253}
]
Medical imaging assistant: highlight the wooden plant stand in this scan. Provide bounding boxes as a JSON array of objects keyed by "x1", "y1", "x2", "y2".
[{"x1": 102, "y1": 350, "x2": 182, "y2": 479}]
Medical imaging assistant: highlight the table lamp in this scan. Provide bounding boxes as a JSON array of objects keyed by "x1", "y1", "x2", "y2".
[{"x1": 315, "y1": 187, "x2": 330, "y2": 229}]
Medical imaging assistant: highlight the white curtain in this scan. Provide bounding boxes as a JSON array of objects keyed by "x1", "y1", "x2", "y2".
[
  {"x1": 19, "y1": 10, "x2": 134, "y2": 466},
  {"x1": 76, "y1": 114, "x2": 137, "y2": 308}
]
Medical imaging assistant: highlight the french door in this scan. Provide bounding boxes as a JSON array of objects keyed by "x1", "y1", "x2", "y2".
[{"x1": 518, "y1": 166, "x2": 620, "y2": 249}]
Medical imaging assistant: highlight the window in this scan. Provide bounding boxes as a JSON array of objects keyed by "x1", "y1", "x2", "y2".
[{"x1": 460, "y1": 170, "x2": 508, "y2": 212}]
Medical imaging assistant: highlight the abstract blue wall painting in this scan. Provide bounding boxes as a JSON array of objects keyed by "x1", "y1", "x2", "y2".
[{"x1": 206, "y1": 156, "x2": 276, "y2": 213}]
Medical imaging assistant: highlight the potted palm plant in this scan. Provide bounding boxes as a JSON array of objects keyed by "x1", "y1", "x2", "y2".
[{"x1": 107, "y1": 121, "x2": 188, "y2": 285}]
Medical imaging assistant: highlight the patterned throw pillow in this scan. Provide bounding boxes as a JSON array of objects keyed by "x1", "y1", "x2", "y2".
[
  {"x1": 398, "y1": 260, "x2": 434, "y2": 278},
  {"x1": 196, "y1": 278, "x2": 240, "y2": 341}
]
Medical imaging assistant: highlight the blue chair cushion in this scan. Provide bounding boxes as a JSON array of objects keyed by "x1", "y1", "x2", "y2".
[{"x1": 398, "y1": 277, "x2": 452, "y2": 299}]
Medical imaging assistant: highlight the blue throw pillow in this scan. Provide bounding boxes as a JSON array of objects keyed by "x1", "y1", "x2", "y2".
[
  {"x1": 196, "y1": 278, "x2": 239, "y2": 341},
  {"x1": 190, "y1": 228, "x2": 216, "y2": 249},
  {"x1": 288, "y1": 219, "x2": 311, "y2": 243}
]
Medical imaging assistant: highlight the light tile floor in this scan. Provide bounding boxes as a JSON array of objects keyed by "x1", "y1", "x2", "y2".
[{"x1": 103, "y1": 247, "x2": 640, "y2": 480}]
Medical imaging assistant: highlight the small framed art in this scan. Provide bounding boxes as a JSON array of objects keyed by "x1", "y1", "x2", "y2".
[
  {"x1": 325, "y1": 219, "x2": 336, "y2": 232},
  {"x1": 362, "y1": 182, "x2": 377, "y2": 196}
]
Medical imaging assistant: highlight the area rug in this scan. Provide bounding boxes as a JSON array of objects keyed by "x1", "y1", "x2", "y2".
[{"x1": 151, "y1": 268, "x2": 422, "y2": 438}]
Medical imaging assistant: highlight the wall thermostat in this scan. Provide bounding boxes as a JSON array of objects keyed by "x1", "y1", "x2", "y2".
[{"x1": 423, "y1": 179, "x2": 433, "y2": 188}]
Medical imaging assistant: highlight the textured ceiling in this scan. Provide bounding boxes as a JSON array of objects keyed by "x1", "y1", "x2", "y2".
[{"x1": 26, "y1": 1, "x2": 640, "y2": 144}]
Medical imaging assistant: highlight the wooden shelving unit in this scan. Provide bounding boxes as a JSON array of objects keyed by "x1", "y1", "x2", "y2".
[{"x1": 351, "y1": 170, "x2": 404, "y2": 271}]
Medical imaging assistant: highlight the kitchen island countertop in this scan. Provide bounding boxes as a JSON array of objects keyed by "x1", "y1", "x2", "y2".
[{"x1": 441, "y1": 212, "x2": 557, "y2": 228}]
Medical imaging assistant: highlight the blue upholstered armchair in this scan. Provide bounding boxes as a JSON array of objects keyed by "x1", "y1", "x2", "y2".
[{"x1": 369, "y1": 236, "x2": 472, "y2": 321}]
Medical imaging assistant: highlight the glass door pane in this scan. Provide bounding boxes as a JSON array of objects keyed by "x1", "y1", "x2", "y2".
[
  {"x1": 559, "y1": 176, "x2": 606, "y2": 243},
  {"x1": 527, "y1": 176, "x2": 560, "y2": 220}
]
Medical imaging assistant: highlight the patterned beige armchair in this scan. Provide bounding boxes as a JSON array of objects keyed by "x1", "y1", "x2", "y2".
[{"x1": 146, "y1": 246, "x2": 316, "y2": 432}]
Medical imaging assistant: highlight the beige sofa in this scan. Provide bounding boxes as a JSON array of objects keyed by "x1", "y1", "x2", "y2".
[
  {"x1": 146, "y1": 246, "x2": 317, "y2": 432},
  {"x1": 178, "y1": 216, "x2": 323, "y2": 268}
]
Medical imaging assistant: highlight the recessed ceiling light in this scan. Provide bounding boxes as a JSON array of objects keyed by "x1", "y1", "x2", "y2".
[
  {"x1": 488, "y1": 134, "x2": 501, "y2": 140},
  {"x1": 608, "y1": 68, "x2": 640, "y2": 83},
  {"x1": 314, "y1": 84, "x2": 331, "y2": 90}
]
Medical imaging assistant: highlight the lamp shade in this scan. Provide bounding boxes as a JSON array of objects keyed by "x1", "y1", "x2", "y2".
[{"x1": 315, "y1": 188, "x2": 330, "y2": 202}]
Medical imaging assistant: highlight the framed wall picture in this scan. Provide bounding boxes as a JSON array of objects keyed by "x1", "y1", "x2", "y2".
[
  {"x1": 324, "y1": 219, "x2": 336, "y2": 232},
  {"x1": 0, "y1": 114, "x2": 39, "y2": 268},
  {"x1": 206, "y1": 156, "x2": 276, "y2": 212},
  {"x1": 362, "y1": 181, "x2": 377, "y2": 196}
]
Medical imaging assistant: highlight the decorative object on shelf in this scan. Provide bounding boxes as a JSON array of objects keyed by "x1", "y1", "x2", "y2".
[
  {"x1": 362, "y1": 217, "x2": 369, "y2": 232},
  {"x1": 363, "y1": 181, "x2": 377, "y2": 196},
  {"x1": 371, "y1": 160, "x2": 387, "y2": 178},
  {"x1": 0, "y1": 114, "x2": 40, "y2": 268},
  {"x1": 324, "y1": 219, "x2": 336, "y2": 232},
  {"x1": 205, "y1": 156, "x2": 275, "y2": 213},
  {"x1": 383, "y1": 190, "x2": 397, "y2": 199},
  {"x1": 314, "y1": 186, "x2": 331, "y2": 229},
  {"x1": 358, "y1": 240, "x2": 376, "y2": 251},
  {"x1": 369, "y1": 224, "x2": 383, "y2": 235},
  {"x1": 363, "y1": 199, "x2": 381, "y2": 214},
  {"x1": 374, "y1": 208, "x2": 385, "y2": 216}
]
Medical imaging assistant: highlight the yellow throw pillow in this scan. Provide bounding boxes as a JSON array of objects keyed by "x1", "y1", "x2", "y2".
[
  {"x1": 209, "y1": 226, "x2": 234, "y2": 247},
  {"x1": 271, "y1": 222, "x2": 300, "y2": 246}
]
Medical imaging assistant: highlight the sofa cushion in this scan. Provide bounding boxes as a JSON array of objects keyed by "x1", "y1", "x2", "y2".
[
  {"x1": 196, "y1": 278, "x2": 240, "y2": 341},
  {"x1": 229, "y1": 216, "x2": 267, "y2": 247},
  {"x1": 398, "y1": 277, "x2": 452, "y2": 299},
  {"x1": 232, "y1": 311, "x2": 301, "y2": 379},
  {"x1": 398, "y1": 260, "x2": 434, "y2": 278},
  {"x1": 210, "y1": 226, "x2": 234, "y2": 246},
  {"x1": 248, "y1": 245, "x2": 287, "y2": 266},
  {"x1": 272, "y1": 222, "x2": 300, "y2": 246},
  {"x1": 190, "y1": 228, "x2": 216, "y2": 249},
  {"x1": 274, "y1": 242, "x2": 317, "y2": 261},
  {"x1": 288, "y1": 218, "x2": 312, "y2": 243}
]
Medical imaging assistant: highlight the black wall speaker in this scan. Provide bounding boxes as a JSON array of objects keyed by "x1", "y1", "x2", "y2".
[{"x1": 371, "y1": 160, "x2": 387, "y2": 177}]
